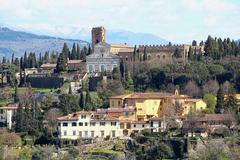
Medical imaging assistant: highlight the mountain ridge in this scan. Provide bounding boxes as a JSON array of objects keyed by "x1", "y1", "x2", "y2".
[{"x1": 0, "y1": 27, "x2": 89, "y2": 58}]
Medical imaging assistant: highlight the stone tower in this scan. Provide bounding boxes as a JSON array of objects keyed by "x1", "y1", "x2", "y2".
[{"x1": 91, "y1": 26, "x2": 106, "y2": 49}]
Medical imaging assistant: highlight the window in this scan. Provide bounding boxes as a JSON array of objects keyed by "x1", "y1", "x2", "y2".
[
  {"x1": 73, "y1": 130, "x2": 76, "y2": 136},
  {"x1": 111, "y1": 122, "x2": 117, "y2": 126},
  {"x1": 157, "y1": 55, "x2": 161, "y2": 59},
  {"x1": 91, "y1": 131, "x2": 94, "y2": 137},
  {"x1": 163, "y1": 55, "x2": 166, "y2": 59},
  {"x1": 134, "y1": 124, "x2": 136, "y2": 128},
  {"x1": 79, "y1": 122, "x2": 83, "y2": 126},
  {"x1": 63, "y1": 131, "x2": 67, "y2": 136},
  {"x1": 118, "y1": 101, "x2": 121, "y2": 106},
  {"x1": 84, "y1": 131, "x2": 88, "y2": 137},
  {"x1": 112, "y1": 130, "x2": 116, "y2": 138},
  {"x1": 90, "y1": 122, "x2": 96, "y2": 126},
  {"x1": 127, "y1": 123, "x2": 131, "y2": 129},
  {"x1": 126, "y1": 57, "x2": 128, "y2": 61},
  {"x1": 101, "y1": 130, "x2": 105, "y2": 137},
  {"x1": 120, "y1": 123, "x2": 124, "y2": 129},
  {"x1": 72, "y1": 122, "x2": 77, "y2": 126},
  {"x1": 111, "y1": 101, "x2": 114, "y2": 107},
  {"x1": 79, "y1": 131, "x2": 82, "y2": 137},
  {"x1": 58, "y1": 123, "x2": 61, "y2": 126},
  {"x1": 85, "y1": 122, "x2": 88, "y2": 126},
  {"x1": 81, "y1": 115, "x2": 86, "y2": 119},
  {"x1": 63, "y1": 123, "x2": 68, "y2": 127},
  {"x1": 142, "y1": 124, "x2": 145, "y2": 128},
  {"x1": 138, "y1": 108, "x2": 142, "y2": 111},
  {"x1": 100, "y1": 122, "x2": 105, "y2": 126}
]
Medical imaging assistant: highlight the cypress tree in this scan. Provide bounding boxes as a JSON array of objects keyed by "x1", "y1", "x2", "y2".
[
  {"x1": 85, "y1": 90, "x2": 91, "y2": 104},
  {"x1": 71, "y1": 43, "x2": 77, "y2": 60},
  {"x1": 11, "y1": 53, "x2": 14, "y2": 64},
  {"x1": 87, "y1": 45, "x2": 92, "y2": 56},
  {"x1": 79, "y1": 91, "x2": 85, "y2": 109},
  {"x1": 216, "y1": 85, "x2": 224, "y2": 113},
  {"x1": 56, "y1": 52, "x2": 67, "y2": 73},
  {"x1": 62, "y1": 43, "x2": 70, "y2": 60},
  {"x1": 15, "y1": 102, "x2": 25, "y2": 132},
  {"x1": 14, "y1": 85, "x2": 19, "y2": 102},
  {"x1": 68, "y1": 85, "x2": 73, "y2": 94},
  {"x1": 77, "y1": 44, "x2": 81, "y2": 60},
  {"x1": 23, "y1": 51, "x2": 28, "y2": 68}
]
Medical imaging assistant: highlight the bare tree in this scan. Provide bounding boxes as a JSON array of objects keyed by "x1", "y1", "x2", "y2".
[
  {"x1": 202, "y1": 79, "x2": 219, "y2": 96},
  {"x1": 45, "y1": 108, "x2": 63, "y2": 136},
  {"x1": 183, "y1": 81, "x2": 201, "y2": 98}
]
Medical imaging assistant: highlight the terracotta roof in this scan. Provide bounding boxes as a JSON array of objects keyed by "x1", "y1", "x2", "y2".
[
  {"x1": 40, "y1": 63, "x2": 56, "y2": 68},
  {"x1": 110, "y1": 92, "x2": 174, "y2": 100},
  {"x1": 110, "y1": 44, "x2": 133, "y2": 48},
  {"x1": 118, "y1": 48, "x2": 134, "y2": 52},
  {"x1": 0, "y1": 104, "x2": 18, "y2": 110},
  {"x1": 90, "y1": 115, "x2": 119, "y2": 122},
  {"x1": 57, "y1": 111, "x2": 95, "y2": 121},
  {"x1": 126, "y1": 92, "x2": 173, "y2": 99},
  {"x1": 184, "y1": 99, "x2": 202, "y2": 102},
  {"x1": 185, "y1": 114, "x2": 237, "y2": 122},
  {"x1": 67, "y1": 60, "x2": 83, "y2": 64}
]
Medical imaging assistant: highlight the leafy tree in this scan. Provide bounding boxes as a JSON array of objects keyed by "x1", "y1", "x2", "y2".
[
  {"x1": 224, "y1": 86, "x2": 238, "y2": 113},
  {"x1": 112, "y1": 67, "x2": 121, "y2": 80},
  {"x1": 203, "y1": 93, "x2": 217, "y2": 113},
  {"x1": 97, "y1": 80, "x2": 124, "y2": 108},
  {"x1": 59, "y1": 94, "x2": 80, "y2": 114}
]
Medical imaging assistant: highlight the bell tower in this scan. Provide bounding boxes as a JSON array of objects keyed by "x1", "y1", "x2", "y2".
[{"x1": 91, "y1": 26, "x2": 106, "y2": 49}]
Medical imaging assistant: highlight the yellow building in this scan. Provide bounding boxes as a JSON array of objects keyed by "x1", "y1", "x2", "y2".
[
  {"x1": 110, "y1": 44, "x2": 134, "y2": 54},
  {"x1": 110, "y1": 92, "x2": 174, "y2": 121},
  {"x1": 182, "y1": 99, "x2": 207, "y2": 115},
  {"x1": 110, "y1": 91, "x2": 208, "y2": 120}
]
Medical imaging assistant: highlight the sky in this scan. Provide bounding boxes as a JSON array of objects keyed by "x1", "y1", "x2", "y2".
[{"x1": 0, "y1": 0, "x2": 240, "y2": 43}]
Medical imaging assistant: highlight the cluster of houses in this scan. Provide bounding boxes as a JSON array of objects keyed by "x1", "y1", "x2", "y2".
[{"x1": 56, "y1": 91, "x2": 239, "y2": 144}]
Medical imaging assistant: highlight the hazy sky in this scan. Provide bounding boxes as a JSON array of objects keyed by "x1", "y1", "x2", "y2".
[{"x1": 0, "y1": 0, "x2": 239, "y2": 43}]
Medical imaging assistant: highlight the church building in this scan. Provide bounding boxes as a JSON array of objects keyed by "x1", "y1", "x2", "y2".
[{"x1": 86, "y1": 42, "x2": 120, "y2": 73}]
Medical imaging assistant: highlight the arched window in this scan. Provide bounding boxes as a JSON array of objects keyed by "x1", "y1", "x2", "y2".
[
  {"x1": 101, "y1": 65, "x2": 105, "y2": 72},
  {"x1": 163, "y1": 55, "x2": 166, "y2": 59},
  {"x1": 89, "y1": 65, "x2": 93, "y2": 72},
  {"x1": 157, "y1": 55, "x2": 161, "y2": 59}
]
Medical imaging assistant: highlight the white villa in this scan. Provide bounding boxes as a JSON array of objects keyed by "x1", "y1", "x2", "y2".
[{"x1": 57, "y1": 111, "x2": 122, "y2": 141}]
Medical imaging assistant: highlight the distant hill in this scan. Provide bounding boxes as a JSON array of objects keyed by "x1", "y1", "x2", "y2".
[
  {"x1": 18, "y1": 26, "x2": 169, "y2": 46},
  {"x1": 107, "y1": 30, "x2": 169, "y2": 45},
  {"x1": 0, "y1": 27, "x2": 89, "y2": 58}
]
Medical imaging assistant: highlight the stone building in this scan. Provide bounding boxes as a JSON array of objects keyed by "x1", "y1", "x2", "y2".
[
  {"x1": 91, "y1": 26, "x2": 106, "y2": 49},
  {"x1": 86, "y1": 42, "x2": 120, "y2": 73}
]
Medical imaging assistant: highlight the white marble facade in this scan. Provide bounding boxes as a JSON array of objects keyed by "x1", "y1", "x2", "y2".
[{"x1": 86, "y1": 42, "x2": 120, "y2": 73}]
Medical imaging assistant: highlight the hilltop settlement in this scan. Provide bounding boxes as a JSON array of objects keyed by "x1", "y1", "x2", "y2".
[{"x1": 0, "y1": 26, "x2": 240, "y2": 159}]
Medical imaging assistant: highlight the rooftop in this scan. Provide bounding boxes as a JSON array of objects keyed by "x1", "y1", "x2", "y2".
[
  {"x1": 185, "y1": 114, "x2": 237, "y2": 122},
  {"x1": 110, "y1": 92, "x2": 174, "y2": 99},
  {"x1": 67, "y1": 60, "x2": 83, "y2": 64},
  {"x1": 40, "y1": 63, "x2": 56, "y2": 68}
]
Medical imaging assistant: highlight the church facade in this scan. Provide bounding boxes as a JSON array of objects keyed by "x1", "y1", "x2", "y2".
[{"x1": 86, "y1": 42, "x2": 120, "y2": 73}]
